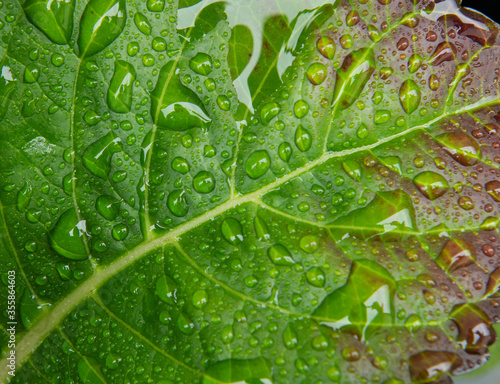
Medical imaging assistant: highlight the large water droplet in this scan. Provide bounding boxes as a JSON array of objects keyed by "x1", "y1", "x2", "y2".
[
  {"x1": 49, "y1": 208, "x2": 88, "y2": 260},
  {"x1": 300, "y1": 235, "x2": 318, "y2": 253},
  {"x1": 147, "y1": 0, "x2": 165, "y2": 12},
  {"x1": 486, "y1": 180, "x2": 500, "y2": 202},
  {"x1": 178, "y1": 312, "x2": 194, "y2": 335},
  {"x1": 193, "y1": 171, "x2": 215, "y2": 194},
  {"x1": 295, "y1": 125, "x2": 312, "y2": 152},
  {"x1": 399, "y1": 79, "x2": 421, "y2": 114},
  {"x1": 171, "y1": 157, "x2": 190, "y2": 174},
  {"x1": 23, "y1": 0, "x2": 75, "y2": 45},
  {"x1": 261, "y1": 101, "x2": 280, "y2": 125},
  {"x1": 342, "y1": 160, "x2": 362, "y2": 181},
  {"x1": 437, "y1": 239, "x2": 475, "y2": 273},
  {"x1": 254, "y1": 216, "x2": 270, "y2": 241},
  {"x1": 221, "y1": 218, "x2": 243, "y2": 245},
  {"x1": 437, "y1": 132, "x2": 480, "y2": 166},
  {"x1": 107, "y1": 60, "x2": 136, "y2": 113},
  {"x1": 332, "y1": 48, "x2": 375, "y2": 111},
  {"x1": 307, "y1": 62, "x2": 327, "y2": 85},
  {"x1": 293, "y1": 100, "x2": 309, "y2": 119},
  {"x1": 134, "y1": 12, "x2": 151, "y2": 35},
  {"x1": 429, "y1": 42, "x2": 457, "y2": 66},
  {"x1": 78, "y1": 0, "x2": 127, "y2": 58},
  {"x1": 167, "y1": 189, "x2": 189, "y2": 217},
  {"x1": 317, "y1": 36, "x2": 336, "y2": 59},
  {"x1": 82, "y1": 132, "x2": 122, "y2": 179},
  {"x1": 268, "y1": 244, "x2": 294, "y2": 266},
  {"x1": 192, "y1": 289, "x2": 208, "y2": 309},
  {"x1": 189, "y1": 52, "x2": 213, "y2": 76},
  {"x1": 17, "y1": 182, "x2": 32, "y2": 212},
  {"x1": 283, "y1": 324, "x2": 298, "y2": 349},
  {"x1": 151, "y1": 61, "x2": 211, "y2": 131},
  {"x1": 409, "y1": 351, "x2": 460, "y2": 383},
  {"x1": 451, "y1": 304, "x2": 496, "y2": 355},
  {"x1": 245, "y1": 150, "x2": 270, "y2": 179},
  {"x1": 413, "y1": 171, "x2": 449, "y2": 200},
  {"x1": 96, "y1": 195, "x2": 120, "y2": 220},
  {"x1": 278, "y1": 142, "x2": 292, "y2": 162},
  {"x1": 306, "y1": 267, "x2": 325, "y2": 287}
]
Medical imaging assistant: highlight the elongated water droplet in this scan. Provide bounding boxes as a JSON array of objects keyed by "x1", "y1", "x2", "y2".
[
  {"x1": 24, "y1": 63, "x2": 39, "y2": 83},
  {"x1": 268, "y1": 244, "x2": 294, "y2": 266},
  {"x1": 203, "y1": 358, "x2": 272, "y2": 384},
  {"x1": 409, "y1": 351, "x2": 460, "y2": 383},
  {"x1": 279, "y1": 142, "x2": 292, "y2": 162},
  {"x1": 178, "y1": 312, "x2": 194, "y2": 335},
  {"x1": 192, "y1": 289, "x2": 208, "y2": 309},
  {"x1": 408, "y1": 54, "x2": 422, "y2": 73},
  {"x1": 151, "y1": 61, "x2": 211, "y2": 131},
  {"x1": 437, "y1": 239, "x2": 475, "y2": 273},
  {"x1": 193, "y1": 171, "x2": 215, "y2": 194},
  {"x1": 451, "y1": 304, "x2": 496, "y2": 355},
  {"x1": 317, "y1": 36, "x2": 336, "y2": 59},
  {"x1": 245, "y1": 150, "x2": 270, "y2": 179},
  {"x1": 261, "y1": 102, "x2": 280, "y2": 125},
  {"x1": 171, "y1": 157, "x2": 190, "y2": 174},
  {"x1": 107, "y1": 60, "x2": 136, "y2": 113},
  {"x1": 342, "y1": 160, "x2": 362, "y2": 181},
  {"x1": 221, "y1": 218, "x2": 243, "y2": 245},
  {"x1": 82, "y1": 132, "x2": 122, "y2": 179},
  {"x1": 156, "y1": 275, "x2": 178, "y2": 304},
  {"x1": 189, "y1": 52, "x2": 213, "y2": 76},
  {"x1": 399, "y1": 79, "x2": 421, "y2": 114},
  {"x1": 17, "y1": 182, "x2": 32, "y2": 212},
  {"x1": 23, "y1": 0, "x2": 75, "y2": 45},
  {"x1": 78, "y1": 0, "x2": 127, "y2": 58},
  {"x1": 254, "y1": 216, "x2": 270, "y2": 241},
  {"x1": 437, "y1": 132, "x2": 480, "y2": 166},
  {"x1": 332, "y1": 48, "x2": 375, "y2": 111},
  {"x1": 283, "y1": 324, "x2": 298, "y2": 349},
  {"x1": 413, "y1": 171, "x2": 449, "y2": 200},
  {"x1": 430, "y1": 42, "x2": 457, "y2": 66},
  {"x1": 429, "y1": 74, "x2": 440, "y2": 91},
  {"x1": 49, "y1": 208, "x2": 88, "y2": 260},
  {"x1": 167, "y1": 189, "x2": 189, "y2": 217},
  {"x1": 294, "y1": 100, "x2": 309, "y2": 118},
  {"x1": 134, "y1": 12, "x2": 151, "y2": 35},
  {"x1": 295, "y1": 126, "x2": 312, "y2": 152}
]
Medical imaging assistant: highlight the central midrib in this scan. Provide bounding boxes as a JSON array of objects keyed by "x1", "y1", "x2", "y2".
[{"x1": 0, "y1": 95, "x2": 497, "y2": 383}]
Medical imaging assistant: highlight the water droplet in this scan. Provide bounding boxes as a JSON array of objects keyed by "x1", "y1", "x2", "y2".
[
  {"x1": 278, "y1": 142, "x2": 292, "y2": 162},
  {"x1": 221, "y1": 325, "x2": 234, "y2": 344},
  {"x1": 0, "y1": 64, "x2": 17, "y2": 120},
  {"x1": 346, "y1": 10, "x2": 360, "y2": 26},
  {"x1": 178, "y1": 313, "x2": 194, "y2": 335},
  {"x1": 151, "y1": 61, "x2": 211, "y2": 131},
  {"x1": 342, "y1": 160, "x2": 362, "y2": 181},
  {"x1": 307, "y1": 62, "x2": 327, "y2": 85},
  {"x1": 317, "y1": 36, "x2": 336, "y2": 59},
  {"x1": 409, "y1": 351, "x2": 460, "y2": 383},
  {"x1": 152, "y1": 37, "x2": 167, "y2": 51},
  {"x1": 244, "y1": 275, "x2": 258, "y2": 288},
  {"x1": 486, "y1": 180, "x2": 500, "y2": 202},
  {"x1": 111, "y1": 223, "x2": 128, "y2": 240},
  {"x1": 437, "y1": 132, "x2": 480, "y2": 166},
  {"x1": 49, "y1": 208, "x2": 88, "y2": 260},
  {"x1": 189, "y1": 52, "x2": 213, "y2": 76},
  {"x1": 23, "y1": 0, "x2": 75, "y2": 45},
  {"x1": 295, "y1": 125, "x2": 312, "y2": 152},
  {"x1": 82, "y1": 132, "x2": 122, "y2": 179},
  {"x1": 24, "y1": 63, "x2": 39, "y2": 83},
  {"x1": 96, "y1": 195, "x2": 120, "y2": 221},
  {"x1": 107, "y1": 60, "x2": 136, "y2": 113},
  {"x1": 171, "y1": 157, "x2": 190, "y2": 174},
  {"x1": 192, "y1": 289, "x2": 208, "y2": 309},
  {"x1": 342, "y1": 346, "x2": 361, "y2": 362},
  {"x1": 167, "y1": 190, "x2": 189, "y2": 217},
  {"x1": 283, "y1": 324, "x2": 298, "y2": 349},
  {"x1": 437, "y1": 239, "x2": 475, "y2": 273},
  {"x1": 260, "y1": 102, "x2": 280, "y2": 125},
  {"x1": 407, "y1": 54, "x2": 423, "y2": 74},
  {"x1": 332, "y1": 48, "x2": 375, "y2": 111},
  {"x1": 204, "y1": 358, "x2": 272, "y2": 384},
  {"x1": 127, "y1": 41, "x2": 139, "y2": 56},
  {"x1": 267, "y1": 244, "x2": 294, "y2": 266},
  {"x1": 78, "y1": 0, "x2": 127, "y2": 58},
  {"x1": 193, "y1": 171, "x2": 215, "y2": 194},
  {"x1": 253, "y1": 217, "x2": 270, "y2": 242},
  {"x1": 156, "y1": 275, "x2": 178, "y2": 304},
  {"x1": 413, "y1": 171, "x2": 449, "y2": 200},
  {"x1": 134, "y1": 12, "x2": 151, "y2": 35},
  {"x1": 217, "y1": 95, "x2": 231, "y2": 111},
  {"x1": 399, "y1": 79, "x2": 421, "y2": 114},
  {"x1": 245, "y1": 150, "x2": 270, "y2": 179},
  {"x1": 451, "y1": 304, "x2": 496, "y2": 355},
  {"x1": 374, "y1": 110, "x2": 391, "y2": 124},
  {"x1": 429, "y1": 42, "x2": 457, "y2": 66},
  {"x1": 458, "y1": 196, "x2": 474, "y2": 210},
  {"x1": 327, "y1": 366, "x2": 341, "y2": 382},
  {"x1": 294, "y1": 100, "x2": 309, "y2": 118},
  {"x1": 356, "y1": 123, "x2": 369, "y2": 139},
  {"x1": 429, "y1": 74, "x2": 440, "y2": 91},
  {"x1": 300, "y1": 235, "x2": 318, "y2": 253},
  {"x1": 147, "y1": 0, "x2": 165, "y2": 12},
  {"x1": 221, "y1": 218, "x2": 243, "y2": 245},
  {"x1": 56, "y1": 263, "x2": 71, "y2": 281},
  {"x1": 17, "y1": 182, "x2": 32, "y2": 212},
  {"x1": 367, "y1": 24, "x2": 381, "y2": 42}
]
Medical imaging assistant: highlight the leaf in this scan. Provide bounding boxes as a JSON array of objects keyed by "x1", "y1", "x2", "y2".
[{"x1": 1, "y1": 1, "x2": 500, "y2": 384}]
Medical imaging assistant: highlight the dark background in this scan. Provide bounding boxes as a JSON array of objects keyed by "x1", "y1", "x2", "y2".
[{"x1": 461, "y1": 0, "x2": 500, "y2": 23}]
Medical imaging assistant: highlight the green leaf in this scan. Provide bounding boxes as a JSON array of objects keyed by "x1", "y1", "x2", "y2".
[{"x1": 1, "y1": 0, "x2": 500, "y2": 383}]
